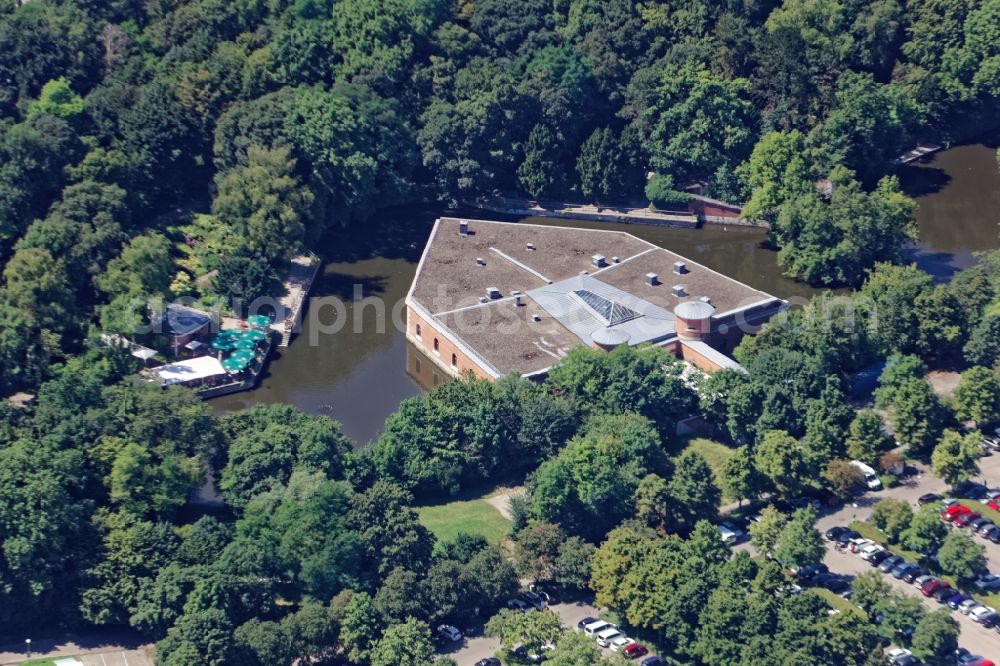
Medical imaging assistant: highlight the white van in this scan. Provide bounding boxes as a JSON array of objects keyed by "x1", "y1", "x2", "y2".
[
  {"x1": 595, "y1": 627, "x2": 622, "y2": 648},
  {"x1": 850, "y1": 460, "x2": 883, "y2": 490},
  {"x1": 583, "y1": 620, "x2": 610, "y2": 637}
]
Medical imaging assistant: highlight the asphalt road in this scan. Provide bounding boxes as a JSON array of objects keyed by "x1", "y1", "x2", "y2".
[{"x1": 810, "y1": 452, "x2": 1000, "y2": 660}]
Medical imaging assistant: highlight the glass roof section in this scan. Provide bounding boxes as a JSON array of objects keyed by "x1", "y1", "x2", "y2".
[{"x1": 572, "y1": 289, "x2": 642, "y2": 325}]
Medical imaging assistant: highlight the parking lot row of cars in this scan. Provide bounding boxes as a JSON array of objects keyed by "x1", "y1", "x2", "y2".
[
  {"x1": 824, "y1": 525, "x2": 997, "y2": 666},
  {"x1": 576, "y1": 618, "x2": 661, "y2": 664}
]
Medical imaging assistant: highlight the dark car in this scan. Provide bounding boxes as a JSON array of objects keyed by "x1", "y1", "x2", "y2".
[
  {"x1": 576, "y1": 616, "x2": 597, "y2": 630},
  {"x1": 869, "y1": 550, "x2": 892, "y2": 566},
  {"x1": 903, "y1": 566, "x2": 927, "y2": 584},
  {"x1": 836, "y1": 530, "x2": 860, "y2": 547},
  {"x1": 797, "y1": 563, "x2": 829, "y2": 580},
  {"x1": 892, "y1": 561, "x2": 916, "y2": 578},
  {"x1": 954, "y1": 481, "x2": 988, "y2": 498},
  {"x1": 825, "y1": 526, "x2": 849, "y2": 541},
  {"x1": 880, "y1": 555, "x2": 905, "y2": 573},
  {"x1": 947, "y1": 592, "x2": 972, "y2": 610},
  {"x1": 933, "y1": 585, "x2": 957, "y2": 603},
  {"x1": 970, "y1": 518, "x2": 992, "y2": 533},
  {"x1": 816, "y1": 573, "x2": 848, "y2": 592},
  {"x1": 955, "y1": 511, "x2": 982, "y2": 527},
  {"x1": 990, "y1": 528, "x2": 1000, "y2": 544},
  {"x1": 475, "y1": 660, "x2": 501, "y2": 666},
  {"x1": 977, "y1": 521, "x2": 997, "y2": 535},
  {"x1": 917, "y1": 493, "x2": 943, "y2": 506},
  {"x1": 641, "y1": 658, "x2": 666, "y2": 666},
  {"x1": 980, "y1": 612, "x2": 1000, "y2": 628}
]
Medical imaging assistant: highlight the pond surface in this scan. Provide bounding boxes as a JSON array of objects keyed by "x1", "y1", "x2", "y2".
[{"x1": 210, "y1": 144, "x2": 1000, "y2": 444}]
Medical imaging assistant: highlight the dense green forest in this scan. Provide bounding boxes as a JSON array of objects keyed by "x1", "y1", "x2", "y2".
[
  {"x1": 3, "y1": 251, "x2": 999, "y2": 664},
  {"x1": 3, "y1": 0, "x2": 1000, "y2": 395}
]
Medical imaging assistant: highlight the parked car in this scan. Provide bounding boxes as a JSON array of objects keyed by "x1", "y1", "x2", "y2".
[
  {"x1": 437, "y1": 625, "x2": 462, "y2": 643},
  {"x1": 860, "y1": 544, "x2": 885, "y2": 562},
  {"x1": 978, "y1": 522, "x2": 999, "y2": 536},
  {"x1": 932, "y1": 586, "x2": 956, "y2": 603},
  {"x1": 887, "y1": 647, "x2": 913, "y2": 665},
  {"x1": 947, "y1": 592, "x2": 972, "y2": 610},
  {"x1": 640, "y1": 657, "x2": 665, "y2": 666},
  {"x1": 917, "y1": 493, "x2": 942, "y2": 506},
  {"x1": 825, "y1": 526, "x2": 849, "y2": 541},
  {"x1": 954, "y1": 481, "x2": 987, "y2": 498},
  {"x1": 849, "y1": 460, "x2": 882, "y2": 490},
  {"x1": 529, "y1": 584, "x2": 559, "y2": 605},
  {"x1": 942, "y1": 504, "x2": 971, "y2": 522},
  {"x1": 577, "y1": 616, "x2": 597, "y2": 630},
  {"x1": 836, "y1": 530, "x2": 861, "y2": 547},
  {"x1": 475, "y1": 660, "x2": 501, "y2": 666},
  {"x1": 796, "y1": 563, "x2": 829, "y2": 581},
  {"x1": 849, "y1": 537, "x2": 874, "y2": 553},
  {"x1": 892, "y1": 561, "x2": 917, "y2": 579},
  {"x1": 609, "y1": 635, "x2": 634, "y2": 652},
  {"x1": 507, "y1": 598, "x2": 531, "y2": 612},
  {"x1": 913, "y1": 574, "x2": 937, "y2": 590},
  {"x1": 583, "y1": 620, "x2": 611, "y2": 636},
  {"x1": 902, "y1": 566, "x2": 926, "y2": 583},
  {"x1": 596, "y1": 627, "x2": 623, "y2": 648},
  {"x1": 920, "y1": 580, "x2": 949, "y2": 597},
  {"x1": 971, "y1": 605, "x2": 998, "y2": 623},
  {"x1": 955, "y1": 511, "x2": 982, "y2": 528},
  {"x1": 622, "y1": 643, "x2": 648, "y2": 659},
  {"x1": 957, "y1": 653, "x2": 984, "y2": 666},
  {"x1": 815, "y1": 573, "x2": 848, "y2": 592},
  {"x1": 974, "y1": 574, "x2": 1000, "y2": 592},
  {"x1": 989, "y1": 496, "x2": 1000, "y2": 511},
  {"x1": 717, "y1": 521, "x2": 746, "y2": 544},
  {"x1": 879, "y1": 555, "x2": 905, "y2": 573},
  {"x1": 869, "y1": 549, "x2": 893, "y2": 567},
  {"x1": 969, "y1": 518, "x2": 992, "y2": 533},
  {"x1": 519, "y1": 591, "x2": 545, "y2": 610},
  {"x1": 959, "y1": 598, "x2": 984, "y2": 615},
  {"x1": 988, "y1": 528, "x2": 1000, "y2": 544}
]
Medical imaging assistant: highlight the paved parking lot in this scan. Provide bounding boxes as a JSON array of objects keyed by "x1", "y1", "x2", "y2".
[
  {"x1": 439, "y1": 600, "x2": 603, "y2": 666},
  {"x1": 810, "y1": 452, "x2": 1000, "y2": 659}
]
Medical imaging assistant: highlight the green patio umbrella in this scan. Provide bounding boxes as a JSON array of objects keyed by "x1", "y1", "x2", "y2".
[
  {"x1": 244, "y1": 329, "x2": 267, "y2": 342},
  {"x1": 211, "y1": 336, "x2": 235, "y2": 351},
  {"x1": 235, "y1": 338, "x2": 256, "y2": 350},
  {"x1": 247, "y1": 314, "x2": 270, "y2": 328},
  {"x1": 222, "y1": 357, "x2": 247, "y2": 373},
  {"x1": 230, "y1": 349, "x2": 254, "y2": 364}
]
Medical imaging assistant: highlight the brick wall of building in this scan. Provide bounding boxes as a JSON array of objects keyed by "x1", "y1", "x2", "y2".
[{"x1": 405, "y1": 306, "x2": 494, "y2": 380}]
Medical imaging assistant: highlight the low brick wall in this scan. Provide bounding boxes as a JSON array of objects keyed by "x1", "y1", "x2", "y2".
[{"x1": 406, "y1": 307, "x2": 493, "y2": 380}]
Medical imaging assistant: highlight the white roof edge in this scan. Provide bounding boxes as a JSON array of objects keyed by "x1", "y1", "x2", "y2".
[
  {"x1": 679, "y1": 339, "x2": 744, "y2": 371},
  {"x1": 405, "y1": 297, "x2": 503, "y2": 379},
  {"x1": 407, "y1": 217, "x2": 443, "y2": 304},
  {"x1": 712, "y1": 297, "x2": 788, "y2": 320}
]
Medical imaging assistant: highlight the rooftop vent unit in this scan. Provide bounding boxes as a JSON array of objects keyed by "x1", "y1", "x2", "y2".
[
  {"x1": 531, "y1": 314, "x2": 541, "y2": 322},
  {"x1": 459, "y1": 220, "x2": 469, "y2": 236},
  {"x1": 475, "y1": 257, "x2": 485, "y2": 266},
  {"x1": 612, "y1": 256, "x2": 621, "y2": 263},
  {"x1": 479, "y1": 296, "x2": 488, "y2": 303},
  {"x1": 486, "y1": 287, "x2": 501, "y2": 300},
  {"x1": 511, "y1": 290, "x2": 521, "y2": 296},
  {"x1": 645, "y1": 272, "x2": 659, "y2": 286},
  {"x1": 699, "y1": 296, "x2": 712, "y2": 304},
  {"x1": 672, "y1": 285, "x2": 686, "y2": 297},
  {"x1": 673, "y1": 261, "x2": 687, "y2": 275},
  {"x1": 592, "y1": 254, "x2": 606, "y2": 268},
  {"x1": 526, "y1": 242, "x2": 535, "y2": 251},
  {"x1": 514, "y1": 295, "x2": 523, "y2": 307}
]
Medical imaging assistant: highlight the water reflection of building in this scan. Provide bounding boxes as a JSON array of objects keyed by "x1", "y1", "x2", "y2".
[
  {"x1": 405, "y1": 218, "x2": 789, "y2": 381},
  {"x1": 405, "y1": 339, "x2": 452, "y2": 392}
]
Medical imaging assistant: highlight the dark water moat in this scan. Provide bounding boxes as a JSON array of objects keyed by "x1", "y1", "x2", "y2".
[{"x1": 210, "y1": 144, "x2": 1000, "y2": 444}]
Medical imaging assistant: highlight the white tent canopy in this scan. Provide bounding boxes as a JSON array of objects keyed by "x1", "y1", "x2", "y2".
[{"x1": 147, "y1": 356, "x2": 226, "y2": 385}]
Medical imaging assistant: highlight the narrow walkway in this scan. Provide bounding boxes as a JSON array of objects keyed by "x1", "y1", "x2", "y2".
[
  {"x1": 271, "y1": 254, "x2": 321, "y2": 347},
  {"x1": 473, "y1": 196, "x2": 699, "y2": 227}
]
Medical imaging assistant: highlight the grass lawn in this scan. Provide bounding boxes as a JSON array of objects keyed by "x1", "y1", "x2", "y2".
[
  {"x1": 679, "y1": 437, "x2": 736, "y2": 501},
  {"x1": 417, "y1": 496, "x2": 511, "y2": 546},
  {"x1": 19, "y1": 660, "x2": 58, "y2": 666},
  {"x1": 849, "y1": 521, "x2": 924, "y2": 563},
  {"x1": 812, "y1": 587, "x2": 862, "y2": 614}
]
